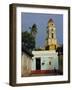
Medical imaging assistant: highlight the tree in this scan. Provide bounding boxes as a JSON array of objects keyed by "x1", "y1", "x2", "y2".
[
  {"x1": 22, "y1": 31, "x2": 35, "y2": 51},
  {"x1": 56, "y1": 45, "x2": 63, "y2": 74},
  {"x1": 29, "y1": 24, "x2": 37, "y2": 38}
]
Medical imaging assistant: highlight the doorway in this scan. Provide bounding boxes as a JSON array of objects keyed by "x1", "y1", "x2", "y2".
[{"x1": 36, "y1": 58, "x2": 41, "y2": 70}]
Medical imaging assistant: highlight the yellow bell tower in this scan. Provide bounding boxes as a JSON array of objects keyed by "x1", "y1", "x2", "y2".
[{"x1": 45, "y1": 19, "x2": 57, "y2": 50}]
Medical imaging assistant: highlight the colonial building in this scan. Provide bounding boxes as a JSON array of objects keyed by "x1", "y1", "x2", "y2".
[
  {"x1": 31, "y1": 19, "x2": 59, "y2": 74},
  {"x1": 22, "y1": 18, "x2": 61, "y2": 76},
  {"x1": 32, "y1": 50, "x2": 58, "y2": 74},
  {"x1": 21, "y1": 46, "x2": 33, "y2": 76}
]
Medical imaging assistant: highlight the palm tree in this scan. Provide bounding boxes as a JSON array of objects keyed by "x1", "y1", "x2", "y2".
[{"x1": 29, "y1": 24, "x2": 37, "y2": 38}]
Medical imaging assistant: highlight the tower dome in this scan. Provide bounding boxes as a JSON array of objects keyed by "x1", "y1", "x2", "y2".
[
  {"x1": 48, "y1": 18, "x2": 55, "y2": 28},
  {"x1": 48, "y1": 18, "x2": 54, "y2": 22}
]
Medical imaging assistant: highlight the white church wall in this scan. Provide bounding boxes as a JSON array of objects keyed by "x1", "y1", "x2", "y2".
[
  {"x1": 41, "y1": 56, "x2": 49, "y2": 70},
  {"x1": 32, "y1": 50, "x2": 58, "y2": 71},
  {"x1": 31, "y1": 57, "x2": 36, "y2": 70}
]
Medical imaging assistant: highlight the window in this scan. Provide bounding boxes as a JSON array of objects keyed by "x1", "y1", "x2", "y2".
[
  {"x1": 52, "y1": 29, "x2": 53, "y2": 31},
  {"x1": 52, "y1": 24, "x2": 53, "y2": 26},
  {"x1": 49, "y1": 61, "x2": 51, "y2": 65},
  {"x1": 52, "y1": 33, "x2": 54, "y2": 38}
]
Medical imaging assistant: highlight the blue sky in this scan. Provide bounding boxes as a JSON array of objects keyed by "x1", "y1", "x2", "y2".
[{"x1": 21, "y1": 12, "x2": 63, "y2": 48}]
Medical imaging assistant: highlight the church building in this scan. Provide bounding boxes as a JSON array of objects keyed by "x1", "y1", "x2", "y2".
[{"x1": 31, "y1": 19, "x2": 59, "y2": 74}]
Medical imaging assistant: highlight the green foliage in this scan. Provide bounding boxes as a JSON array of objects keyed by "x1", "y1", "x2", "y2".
[
  {"x1": 22, "y1": 24, "x2": 37, "y2": 51},
  {"x1": 22, "y1": 31, "x2": 35, "y2": 51}
]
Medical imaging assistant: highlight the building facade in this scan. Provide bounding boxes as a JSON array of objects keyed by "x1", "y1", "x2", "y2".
[
  {"x1": 21, "y1": 47, "x2": 33, "y2": 77},
  {"x1": 32, "y1": 51, "x2": 58, "y2": 74}
]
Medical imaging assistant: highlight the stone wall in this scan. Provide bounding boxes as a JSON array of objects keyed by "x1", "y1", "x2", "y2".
[{"x1": 21, "y1": 52, "x2": 32, "y2": 77}]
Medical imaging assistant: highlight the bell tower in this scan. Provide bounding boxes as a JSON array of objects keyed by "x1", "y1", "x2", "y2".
[{"x1": 45, "y1": 19, "x2": 57, "y2": 50}]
